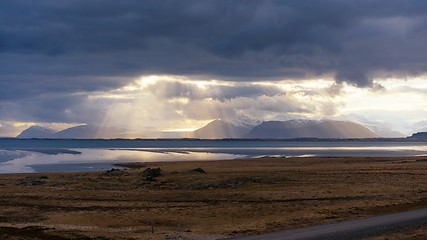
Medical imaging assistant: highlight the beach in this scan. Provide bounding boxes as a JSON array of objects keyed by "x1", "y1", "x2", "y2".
[{"x1": 0, "y1": 156, "x2": 426, "y2": 239}]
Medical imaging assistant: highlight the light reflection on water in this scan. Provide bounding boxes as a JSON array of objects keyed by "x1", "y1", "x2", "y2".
[
  {"x1": 0, "y1": 149, "x2": 244, "y2": 173},
  {"x1": 111, "y1": 145, "x2": 427, "y2": 159},
  {"x1": 0, "y1": 143, "x2": 427, "y2": 173}
]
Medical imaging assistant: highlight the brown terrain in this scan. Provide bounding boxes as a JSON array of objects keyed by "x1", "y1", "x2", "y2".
[{"x1": 0, "y1": 156, "x2": 426, "y2": 239}]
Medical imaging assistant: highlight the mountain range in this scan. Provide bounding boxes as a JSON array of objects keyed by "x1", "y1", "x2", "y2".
[
  {"x1": 17, "y1": 126, "x2": 57, "y2": 138},
  {"x1": 192, "y1": 119, "x2": 379, "y2": 139},
  {"x1": 246, "y1": 120, "x2": 379, "y2": 139},
  {"x1": 408, "y1": 132, "x2": 427, "y2": 140},
  {"x1": 189, "y1": 120, "x2": 252, "y2": 139},
  {"x1": 18, "y1": 119, "x2": 411, "y2": 139},
  {"x1": 354, "y1": 121, "x2": 405, "y2": 138},
  {"x1": 17, "y1": 125, "x2": 121, "y2": 139}
]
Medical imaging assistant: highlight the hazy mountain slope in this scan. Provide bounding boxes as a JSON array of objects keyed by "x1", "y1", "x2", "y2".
[
  {"x1": 359, "y1": 122, "x2": 405, "y2": 138},
  {"x1": 412, "y1": 121, "x2": 427, "y2": 133},
  {"x1": 18, "y1": 125, "x2": 133, "y2": 139},
  {"x1": 246, "y1": 120, "x2": 379, "y2": 139},
  {"x1": 190, "y1": 120, "x2": 252, "y2": 139},
  {"x1": 52, "y1": 125, "x2": 100, "y2": 139},
  {"x1": 17, "y1": 126, "x2": 56, "y2": 138}
]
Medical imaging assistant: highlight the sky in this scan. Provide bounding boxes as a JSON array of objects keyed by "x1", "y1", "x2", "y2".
[{"x1": 1, "y1": 0, "x2": 427, "y2": 137}]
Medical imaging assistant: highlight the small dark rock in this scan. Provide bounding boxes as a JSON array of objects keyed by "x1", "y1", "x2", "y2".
[
  {"x1": 142, "y1": 167, "x2": 162, "y2": 180},
  {"x1": 106, "y1": 168, "x2": 121, "y2": 173},
  {"x1": 30, "y1": 180, "x2": 44, "y2": 186},
  {"x1": 145, "y1": 176, "x2": 154, "y2": 181},
  {"x1": 192, "y1": 167, "x2": 206, "y2": 174}
]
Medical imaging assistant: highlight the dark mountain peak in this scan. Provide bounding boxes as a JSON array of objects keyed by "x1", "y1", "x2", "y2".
[{"x1": 409, "y1": 132, "x2": 427, "y2": 139}]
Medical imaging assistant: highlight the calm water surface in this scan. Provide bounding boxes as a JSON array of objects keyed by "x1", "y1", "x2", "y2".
[{"x1": 0, "y1": 139, "x2": 426, "y2": 173}]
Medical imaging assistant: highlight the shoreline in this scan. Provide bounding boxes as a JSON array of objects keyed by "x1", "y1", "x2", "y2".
[
  {"x1": 114, "y1": 154, "x2": 427, "y2": 167},
  {"x1": 0, "y1": 156, "x2": 426, "y2": 239}
]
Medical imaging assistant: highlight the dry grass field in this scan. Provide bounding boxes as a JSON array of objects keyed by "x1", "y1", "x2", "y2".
[{"x1": 0, "y1": 156, "x2": 426, "y2": 239}]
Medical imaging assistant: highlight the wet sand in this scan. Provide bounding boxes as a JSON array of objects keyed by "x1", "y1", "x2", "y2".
[{"x1": 0, "y1": 156, "x2": 426, "y2": 239}]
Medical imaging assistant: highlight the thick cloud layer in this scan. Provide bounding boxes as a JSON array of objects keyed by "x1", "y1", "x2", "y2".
[
  {"x1": 2, "y1": 1, "x2": 427, "y2": 95},
  {"x1": 1, "y1": 1, "x2": 427, "y2": 135}
]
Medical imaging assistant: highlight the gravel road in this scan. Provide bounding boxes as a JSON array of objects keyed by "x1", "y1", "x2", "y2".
[{"x1": 228, "y1": 208, "x2": 427, "y2": 240}]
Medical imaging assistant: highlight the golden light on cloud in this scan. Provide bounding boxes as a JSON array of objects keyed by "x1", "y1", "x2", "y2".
[
  {"x1": 5, "y1": 74, "x2": 422, "y2": 138},
  {"x1": 277, "y1": 79, "x2": 335, "y2": 91},
  {"x1": 374, "y1": 77, "x2": 427, "y2": 90},
  {"x1": 342, "y1": 78, "x2": 427, "y2": 113},
  {"x1": 133, "y1": 75, "x2": 238, "y2": 90},
  {"x1": 168, "y1": 98, "x2": 189, "y2": 104},
  {"x1": 12, "y1": 122, "x2": 36, "y2": 128}
]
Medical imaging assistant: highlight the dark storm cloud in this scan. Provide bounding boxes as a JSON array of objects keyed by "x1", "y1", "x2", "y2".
[
  {"x1": 2, "y1": 0, "x2": 427, "y2": 125},
  {"x1": 0, "y1": 93, "x2": 106, "y2": 123}
]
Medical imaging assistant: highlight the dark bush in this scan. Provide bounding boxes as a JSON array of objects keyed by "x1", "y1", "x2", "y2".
[{"x1": 142, "y1": 168, "x2": 162, "y2": 180}]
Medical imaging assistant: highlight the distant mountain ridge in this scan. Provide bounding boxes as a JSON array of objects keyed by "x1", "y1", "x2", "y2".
[
  {"x1": 53, "y1": 125, "x2": 100, "y2": 139},
  {"x1": 245, "y1": 119, "x2": 379, "y2": 139},
  {"x1": 358, "y1": 122, "x2": 405, "y2": 138},
  {"x1": 189, "y1": 119, "x2": 380, "y2": 139},
  {"x1": 18, "y1": 119, "x2": 405, "y2": 139},
  {"x1": 408, "y1": 132, "x2": 427, "y2": 140},
  {"x1": 17, "y1": 125, "x2": 112, "y2": 139},
  {"x1": 17, "y1": 126, "x2": 57, "y2": 139},
  {"x1": 189, "y1": 119, "x2": 252, "y2": 139}
]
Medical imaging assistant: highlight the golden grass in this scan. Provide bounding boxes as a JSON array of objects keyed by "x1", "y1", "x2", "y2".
[{"x1": 0, "y1": 156, "x2": 426, "y2": 239}]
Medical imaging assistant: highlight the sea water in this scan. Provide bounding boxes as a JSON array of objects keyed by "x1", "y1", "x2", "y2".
[{"x1": 0, "y1": 138, "x2": 426, "y2": 173}]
